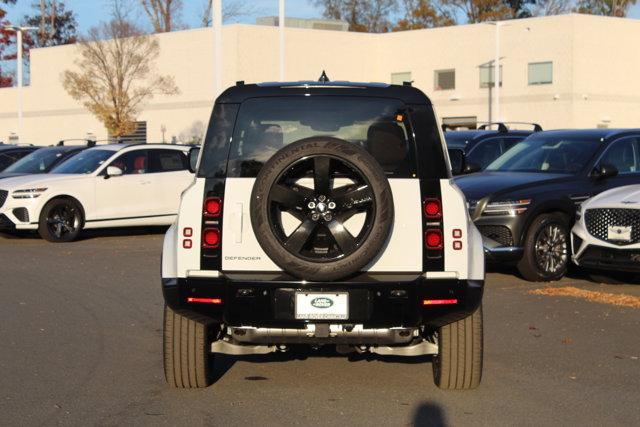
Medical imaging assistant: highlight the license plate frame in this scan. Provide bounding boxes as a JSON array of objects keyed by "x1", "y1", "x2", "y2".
[
  {"x1": 294, "y1": 292, "x2": 349, "y2": 320},
  {"x1": 607, "y1": 225, "x2": 632, "y2": 241}
]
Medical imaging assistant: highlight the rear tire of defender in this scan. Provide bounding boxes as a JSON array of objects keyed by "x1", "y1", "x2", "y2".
[
  {"x1": 432, "y1": 304, "x2": 483, "y2": 390},
  {"x1": 163, "y1": 305, "x2": 215, "y2": 388}
]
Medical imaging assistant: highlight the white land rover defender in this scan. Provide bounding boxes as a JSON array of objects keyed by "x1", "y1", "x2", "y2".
[{"x1": 161, "y1": 78, "x2": 485, "y2": 390}]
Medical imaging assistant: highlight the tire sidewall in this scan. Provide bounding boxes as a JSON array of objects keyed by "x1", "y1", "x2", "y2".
[
  {"x1": 250, "y1": 137, "x2": 394, "y2": 281},
  {"x1": 38, "y1": 198, "x2": 83, "y2": 243}
]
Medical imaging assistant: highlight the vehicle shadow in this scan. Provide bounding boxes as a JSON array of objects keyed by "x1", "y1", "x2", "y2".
[
  {"x1": 211, "y1": 345, "x2": 435, "y2": 383},
  {"x1": 412, "y1": 401, "x2": 448, "y2": 427},
  {"x1": 0, "y1": 226, "x2": 168, "y2": 242}
]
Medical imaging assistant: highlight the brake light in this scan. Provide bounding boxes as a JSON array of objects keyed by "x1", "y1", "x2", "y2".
[
  {"x1": 204, "y1": 197, "x2": 222, "y2": 217},
  {"x1": 187, "y1": 297, "x2": 222, "y2": 304},
  {"x1": 425, "y1": 229, "x2": 443, "y2": 250},
  {"x1": 423, "y1": 299, "x2": 458, "y2": 305},
  {"x1": 203, "y1": 228, "x2": 220, "y2": 248},
  {"x1": 423, "y1": 198, "x2": 442, "y2": 219}
]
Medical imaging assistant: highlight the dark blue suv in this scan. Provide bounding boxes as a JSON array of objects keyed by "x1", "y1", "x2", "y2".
[{"x1": 445, "y1": 122, "x2": 541, "y2": 174}]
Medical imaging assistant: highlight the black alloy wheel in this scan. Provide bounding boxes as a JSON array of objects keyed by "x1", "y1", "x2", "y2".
[
  {"x1": 517, "y1": 213, "x2": 569, "y2": 282},
  {"x1": 38, "y1": 198, "x2": 83, "y2": 243},
  {"x1": 251, "y1": 137, "x2": 393, "y2": 281},
  {"x1": 268, "y1": 155, "x2": 376, "y2": 262}
]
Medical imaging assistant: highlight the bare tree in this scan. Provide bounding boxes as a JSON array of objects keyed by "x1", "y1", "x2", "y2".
[
  {"x1": 575, "y1": 0, "x2": 636, "y2": 16},
  {"x1": 139, "y1": 0, "x2": 182, "y2": 32},
  {"x1": 531, "y1": 0, "x2": 574, "y2": 15},
  {"x1": 314, "y1": 0, "x2": 398, "y2": 32},
  {"x1": 201, "y1": 0, "x2": 259, "y2": 26},
  {"x1": 62, "y1": 16, "x2": 179, "y2": 137}
]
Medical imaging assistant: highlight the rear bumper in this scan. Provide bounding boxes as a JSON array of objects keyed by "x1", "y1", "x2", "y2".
[{"x1": 162, "y1": 273, "x2": 483, "y2": 330}]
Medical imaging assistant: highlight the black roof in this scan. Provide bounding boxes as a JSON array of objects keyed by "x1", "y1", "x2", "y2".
[
  {"x1": 527, "y1": 129, "x2": 640, "y2": 141},
  {"x1": 0, "y1": 144, "x2": 36, "y2": 152},
  {"x1": 216, "y1": 81, "x2": 432, "y2": 105}
]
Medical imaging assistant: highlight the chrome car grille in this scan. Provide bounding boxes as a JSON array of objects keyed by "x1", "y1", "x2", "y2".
[
  {"x1": 0, "y1": 190, "x2": 7, "y2": 209},
  {"x1": 585, "y1": 208, "x2": 640, "y2": 246}
]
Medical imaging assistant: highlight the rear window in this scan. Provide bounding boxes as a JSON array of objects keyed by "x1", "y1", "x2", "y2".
[{"x1": 227, "y1": 97, "x2": 416, "y2": 178}]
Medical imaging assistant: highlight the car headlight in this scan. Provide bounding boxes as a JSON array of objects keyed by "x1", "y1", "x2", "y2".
[
  {"x1": 482, "y1": 199, "x2": 531, "y2": 216},
  {"x1": 12, "y1": 188, "x2": 48, "y2": 199}
]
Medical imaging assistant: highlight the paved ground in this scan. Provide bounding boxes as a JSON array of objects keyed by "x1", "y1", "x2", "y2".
[{"x1": 0, "y1": 229, "x2": 638, "y2": 426}]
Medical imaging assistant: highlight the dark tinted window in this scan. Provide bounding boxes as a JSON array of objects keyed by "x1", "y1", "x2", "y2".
[
  {"x1": 149, "y1": 149, "x2": 188, "y2": 173},
  {"x1": 486, "y1": 134, "x2": 602, "y2": 174},
  {"x1": 467, "y1": 137, "x2": 526, "y2": 169},
  {"x1": 227, "y1": 97, "x2": 416, "y2": 178},
  {"x1": 599, "y1": 137, "x2": 640, "y2": 174},
  {"x1": 108, "y1": 150, "x2": 149, "y2": 175},
  {"x1": 0, "y1": 153, "x2": 15, "y2": 170},
  {"x1": 3, "y1": 148, "x2": 74, "y2": 174},
  {"x1": 52, "y1": 149, "x2": 114, "y2": 174}
]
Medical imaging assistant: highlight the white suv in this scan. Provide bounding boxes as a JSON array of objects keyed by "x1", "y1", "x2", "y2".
[
  {"x1": 161, "y1": 80, "x2": 485, "y2": 390},
  {"x1": 572, "y1": 184, "x2": 640, "y2": 282},
  {"x1": 0, "y1": 143, "x2": 195, "y2": 242}
]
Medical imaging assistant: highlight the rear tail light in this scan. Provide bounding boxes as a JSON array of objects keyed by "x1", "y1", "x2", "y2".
[
  {"x1": 204, "y1": 197, "x2": 222, "y2": 217},
  {"x1": 187, "y1": 297, "x2": 222, "y2": 304},
  {"x1": 423, "y1": 198, "x2": 442, "y2": 219},
  {"x1": 203, "y1": 228, "x2": 220, "y2": 248},
  {"x1": 425, "y1": 229, "x2": 443, "y2": 250},
  {"x1": 423, "y1": 299, "x2": 458, "y2": 306}
]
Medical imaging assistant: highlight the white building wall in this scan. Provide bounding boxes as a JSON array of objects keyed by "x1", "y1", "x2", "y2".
[{"x1": 0, "y1": 14, "x2": 638, "y2": 146}]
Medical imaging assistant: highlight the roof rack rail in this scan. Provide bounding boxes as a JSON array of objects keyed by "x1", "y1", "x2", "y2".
[
  {"x1": 477, "y1": 122, "x2": 542, "y2": 132},
  {"x1": 57, "y1": 138, "x2": 97, "y2": 147},
  {"x1": 477, "y1": 122, "x2": 509, "y2": 133}
]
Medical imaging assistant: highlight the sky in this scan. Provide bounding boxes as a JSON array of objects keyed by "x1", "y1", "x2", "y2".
[{"x1": 5, "y1": 0, "x2": 640, "y2": 34}]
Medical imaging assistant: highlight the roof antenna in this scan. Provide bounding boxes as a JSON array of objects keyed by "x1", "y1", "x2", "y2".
[{"x1": 318, "y1": 70, "x2": 330, "y2": 83}]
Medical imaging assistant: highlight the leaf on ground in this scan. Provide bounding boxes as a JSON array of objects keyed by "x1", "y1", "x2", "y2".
[{"x1": 529, "y1": 286, "x2": 640, "y2": 309}]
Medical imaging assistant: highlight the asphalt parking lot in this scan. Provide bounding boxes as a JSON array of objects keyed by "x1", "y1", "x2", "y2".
[{"x1": 0, "y1": 230, "x2": 638, "y2": 426}]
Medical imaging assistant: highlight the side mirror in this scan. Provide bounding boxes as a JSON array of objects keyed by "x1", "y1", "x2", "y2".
[
  {"x1": 463, "y1": 162, "x2": 482, "y2": 174},
  {"x1": 188, "y1": 146, "x2": 201, "y2": 174},
  {"x1": 595, "y1": 163, "x2": 618, "y2": 179},
  {"x1": 105, "y1": 165, "x2": 123, "y2": 178},
  {"x1": 448, "y1": 148, "x2": 465, "y2": 175}
]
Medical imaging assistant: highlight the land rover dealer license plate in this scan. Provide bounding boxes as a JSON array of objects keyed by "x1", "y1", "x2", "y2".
[
  {"x1": 608, "y1": 225, "x2": 632, "y2": 241},
  {"x1": 295, "y1": 292, "x2": 348, "y2": 320}
]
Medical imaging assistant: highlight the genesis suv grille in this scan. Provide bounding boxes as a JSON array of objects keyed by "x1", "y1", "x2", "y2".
[
  {"x1": 0, "y1": 190, "x2": 7, "y2": 209},
  {"x1": 585, "y1": 208, "x2": 640, "y2": 245},
  {"x1": 477, "y1": 225, "x2": 514, "y2": 247}
]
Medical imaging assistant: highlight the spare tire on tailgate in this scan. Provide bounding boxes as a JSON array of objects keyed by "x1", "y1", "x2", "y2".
[{"x1": 250, "y1": 137, "x2": 394, "y2": 281}]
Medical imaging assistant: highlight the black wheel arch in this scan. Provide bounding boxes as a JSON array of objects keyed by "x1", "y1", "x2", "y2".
[{"x1": 517, "y1": 199, "x2": 574, "y2": 247}]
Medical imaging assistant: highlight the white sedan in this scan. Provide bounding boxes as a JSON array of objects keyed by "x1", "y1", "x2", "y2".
[
  {"x1": 572, "y1": 184, "x2": 640, "y2": 282},
  {"x1": 0, "y1": 143, "x2": 196, "y2": 242}
]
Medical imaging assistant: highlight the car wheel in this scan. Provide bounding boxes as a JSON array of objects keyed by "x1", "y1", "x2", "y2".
[
  {"x1": 250, "y1": 136, "x2": 394, "y2": 281},
  {"x1": 432, "y1": 304, "x2": 483, "y2": 390},
  {"x1": 518, "y1": 213, "x2": 569, "y2": 282},
  {"x1": 38, "y1": 198, "x2": 84, "y2": 243},
  {"x1": 586, "y1": 270, "x2": 638, "y2": 285},
  {"x1": 163, "y1": 305, "x2": 218, "y2": 388}
]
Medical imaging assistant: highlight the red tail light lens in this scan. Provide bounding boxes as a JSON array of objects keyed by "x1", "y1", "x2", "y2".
[
  {"x1": 423, "y1": 198, "x2": 442, "y2": 219},
  {"x1": 425, "y1": 229, "x2": 443, "y2": 249},
  {"x1": 423, "y1": 299, "x2": 458, "y2": 306},
  {"x1": 203, "y1": 228, "x2": 220, "y2": 248},
  {"x1": 187, "y1": 297, "x2": 222, "y2": 304},
  {"x1": 204, "y1": 197, "x2": 222, "y2": 217}
]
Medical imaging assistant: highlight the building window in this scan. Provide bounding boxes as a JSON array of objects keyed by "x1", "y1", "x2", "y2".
[
  {"x1": 434, "y1": 69, "x2": 455, "y2": 90},
  {"x1": 391, "y1": 71, "x2": 412, "y2": 85},
  {"x1": 528, "y1": 62, "x2": 553, "y2": 85},
  {"x1": 109, "y1": 121, "x2": 147, "y2": 144},
  {"x1": 479, "y1": 64, "x2": 502, "y2": 88}
]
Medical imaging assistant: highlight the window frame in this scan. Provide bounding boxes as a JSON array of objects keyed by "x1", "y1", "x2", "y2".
[
  {"x1": 595, "y1": 136, "x2": 640, "y2": 176},
  {"x1": 528, "y1": 61, "x2": 553, "y2": 86},
  {"x1": 104, "y1": 148, "x2": 150, "y2": 176},
  {"x1": 391, "y1": 71, "x2": 412, "y2": 85},
  {"x1": 434, "y1": 69, "x2": 455, "y2": 91},
  {"x1": 148, "y1": 149, "x2": 189, "y2": 173},
  {"x1": 479, "y1": 64, "x2": 502, "y2": 88}
]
